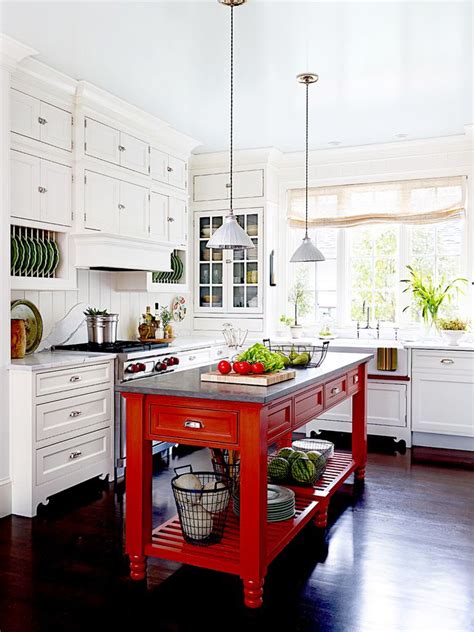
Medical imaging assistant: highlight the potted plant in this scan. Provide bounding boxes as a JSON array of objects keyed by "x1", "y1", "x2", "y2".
[
  {"x1": 438, "y1": 317, "x2": 469, "y2": 346},
  {"x1": 401, "y1": 265, "x2": 467, "y2": 338},
  {"x1": 287, "y1": 273, "x2": 312, "y2": 339}
]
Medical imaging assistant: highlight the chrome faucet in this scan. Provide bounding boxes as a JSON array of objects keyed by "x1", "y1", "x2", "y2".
[{"x1": 357, "y1": 300, "x2": 380, "y2": 339}]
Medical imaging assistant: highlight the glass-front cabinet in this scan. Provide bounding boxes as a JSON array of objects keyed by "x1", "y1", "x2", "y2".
[{"x1": 195, "y1": 208, "x2": 263, "y2": 314}]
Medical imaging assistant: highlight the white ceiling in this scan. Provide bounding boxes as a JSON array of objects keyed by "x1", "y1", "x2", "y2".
[{"x1": 1, "y1": 1, "x2": 472, "y2": 153}]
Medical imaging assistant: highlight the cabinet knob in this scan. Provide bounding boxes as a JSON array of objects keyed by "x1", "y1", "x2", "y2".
[
  {"x1": 69, "y1": 410, "x2": 82, "y2": 418},
  {"x1": 331, "y1": 386, "x2": 340, "y2": 395},
  {"x1": 167, "y1": 216, "x2": 175, "y2": 222},
  {"x1": 69, "y1": 450, "x2": 82, "y2": 460},
  {"x1": 118, "y1": 204, "x2": 126, "y2": 210},
  {"x1": 118, "y1": 145, "x2": 126, "y2": 152},
  {"x1": 184, "y1": 419, "x2": 204, "y2": 429},
  {"x1": 38, "y1": 186, "x2": 47, "y2": 194},
  {"x1": 440, "y1": 358, "x2": 454, "y2": 365},
  {"x1": 38, "y1": 117, "x2": 47, "y2": 125},
  {"x1": 167, "y1": 166, "x2": 173, "y2": 172},
  {"x1": 188, "y1": 355, "x2": 196, "y2": 361},
  {"x1": 69, "y1": 375, "x2": 81, "y2": 382}
]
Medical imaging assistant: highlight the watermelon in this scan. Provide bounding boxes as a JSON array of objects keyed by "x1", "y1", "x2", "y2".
[
  {"x1": 306, "y1": 450, "x2": 324, "y2": 465},
  {"x1": 277, "y1": 447, "x2": 295, "y2": 461},
  {"x1": 288, "y1": 450, "x2": 306, "y2": 464},
  {"x1": 291, "y1": 456, "x2": 316, "y2": 484},
  {"x1": 268, "y1": 457, "x2": 290, "y2": 482}
]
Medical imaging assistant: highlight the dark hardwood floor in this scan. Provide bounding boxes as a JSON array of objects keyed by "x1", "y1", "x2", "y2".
[{"x1": 1, "y1": 440, "x2": 473, "y2": 632}]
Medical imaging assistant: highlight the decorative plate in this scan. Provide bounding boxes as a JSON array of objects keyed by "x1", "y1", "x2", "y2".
[
  {"x1": 15, "y1": 235, "x2": 25, "y2": 276},
  {"x1": 19, "y1": 234, "x2": 30, "y2": 276},
  {"x1": 10, "y1": 299, "x2": 43, "y2": 354},
  {"x1": 11, "y1": 235, "x2": 18, "y2": 275},
  {"x1": 26, "y1": 235, "x2": 37, "y2": 276},
  {"x1": 51, "y1": 239, "x2": 60, "y2": 275},
  {"x1": 172, "y1": 295, "x2": 187, "y2": 322}
]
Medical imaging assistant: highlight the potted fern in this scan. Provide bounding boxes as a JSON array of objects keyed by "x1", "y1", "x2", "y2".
[
  {"x1": 401, "y1": 265, "x2": 467, "y2": 338},
  {"x1": 438, "y1": 317, "x2": 469, "y2": 346}
]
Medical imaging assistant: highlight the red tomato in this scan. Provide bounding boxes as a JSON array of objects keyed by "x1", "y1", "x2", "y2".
[
  {"x1": 217, "y1": 360, "x2": 232, "y2": 375},
  {"x1": 233, "y1": 361, "x2": 252, "y2": 375},
  {"x1": 251, "y1": 362, "x2": 265, "y2": 374}
]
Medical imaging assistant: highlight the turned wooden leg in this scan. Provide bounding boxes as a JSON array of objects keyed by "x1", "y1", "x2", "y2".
[
  {"x1": 130, "y1": 554, "x2": 147, "y2": 580},
  {"x1": 314, "y1": 505, "x2": 328, "y2": 528},
  {"x1": 243, "y1": 578, "x2": 264, "y2": 609}
]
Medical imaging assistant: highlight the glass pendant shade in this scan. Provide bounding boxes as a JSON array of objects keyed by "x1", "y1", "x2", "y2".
[
  {"x1": 290, "y1": 236, "x2": 325, "y2": 262},
  {"x1": 206, "y1": 214, "x2": 254, "y2": 250}
]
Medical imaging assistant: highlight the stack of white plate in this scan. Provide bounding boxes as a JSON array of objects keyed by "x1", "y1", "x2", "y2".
[{"x1": 233, "y1": 485, "x2": 295, "y2": 522}]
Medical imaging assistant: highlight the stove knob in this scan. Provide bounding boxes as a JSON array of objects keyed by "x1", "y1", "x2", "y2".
[
  {"x1": 137, "y1": 363, "x2": 146, "y2": 372},
  {"x1": 173, "y1": 357, "x2": 180, "y2": 365},
  {"x1": 155, "y1": 361, "x2": 166, "y2": 372}
]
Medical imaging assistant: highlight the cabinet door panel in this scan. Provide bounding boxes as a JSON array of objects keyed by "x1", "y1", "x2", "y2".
[
  {"x1": 40, "y1": 160, "x2": 72, "y2": 226},
  {"x1": 119, "y1": 181, "x2": 149, "y2": 239},
  {"x1": 412, "y1": 374, "x2": 474, "y2": 436},
  {"x1": 40, "y1": 102, "x2": 72, "y2": 151},
  {"x1": 85, "y1": 118, "x2": 120, "y2": 164},
  {"x1": 119, "y1": 132, "x2": 149, "y2": 174},
  {"x1": 11, "y1": 90, "x2": 40, "y2": 140},
  {"x1": 149, "y1": 191, "x2": 168, "y2": 241},
  {"x1": 168, "y1": 197, "x2": 186, "y2": 245},
  {"x1": 84, "y1": 171, "x2": 120, "y2": 233},
  {"x1": 11, "y1": 151, "x2": 40, "y2": 221},
  {"x1": 167, "y1": 155, "x2": 186, "y2": 189},
  {"x1": 193, "y1": 169, "x2": 264, "y2": 202},
  {"x1": 150, "y1": 148, "x2": 168, "y2": 184}
]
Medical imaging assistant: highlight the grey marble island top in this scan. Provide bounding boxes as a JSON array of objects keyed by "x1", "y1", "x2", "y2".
[{"x1": 116, "y1": 352, "x2": 372, "y2": 404}]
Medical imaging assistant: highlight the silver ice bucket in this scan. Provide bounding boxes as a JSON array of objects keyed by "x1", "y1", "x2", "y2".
[{"x1": 86, "y1": 314, "x2": 119, "y2": 344}]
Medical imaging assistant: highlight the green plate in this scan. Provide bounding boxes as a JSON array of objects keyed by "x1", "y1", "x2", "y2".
[
  {"x1": 19, "y1": 234, "x2": 30, "y2": 276},
  {"x1": 175, "y1": 253, "x2": 183, "y2": 282},
  {"x1": 38, "y1": 238, "x2": 49, "y2": 277},
  {"x1": 45, "y1": 239, "x2": 55, "y2": 276},
  {"x1": 11, "y1": 299, "x2": 43, "y2": 354},
  {"x1": 15, "y1": 235, "x2": 25, "y2": 276},
  {"x1": 11, "y1": 235, "x2": 18, "y2": 275},
  {"x1": 50, "y1": 240, "x2": 60, "y2": 275},
  {"x1": 26, "y1": 235, "x2": 37, "y2": 276},
  {"x1": 170, "y1": 253, "x2": 178, "y2": 282},
  {"x1": 32, "y1": 237, "x2": 43, "y2": 277}
]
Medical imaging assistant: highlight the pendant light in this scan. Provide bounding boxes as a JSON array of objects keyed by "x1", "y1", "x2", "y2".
[
  {"x1": 206, "y1": 0, "x2": 253, "y2": 251},
  {"x1": 290, "y1": 73, "x2": 325, "y2": 263}
]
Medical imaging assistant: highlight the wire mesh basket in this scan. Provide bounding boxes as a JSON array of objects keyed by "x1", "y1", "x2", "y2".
[
  {"x1": 211, "y1": 449, "x2": 240, "y2": 491},
  {"x1": 292, "y1": 439, "x2": 335, "y2": 461},
  {"x1": 267, "y1": 452, "x2": 326, "y2": 487},
  {"x1": 171, "y1": 465, "x2": 231, "y2": 546},
  {"x1": 263, "y1": 339, "x2": 329, "y2": 368}
]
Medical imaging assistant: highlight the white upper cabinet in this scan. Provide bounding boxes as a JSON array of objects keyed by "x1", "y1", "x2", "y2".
[
  {"x1": 84, "y1": 171, "x2": 120, "y2": 233},
  {"x1": 39, "y1": 160, "x2": 72, "y2": 226},
  {"x1": 151, "y1": 148, "x2": 186, "y2": 190},
  {"x1": 168, "y1": 197, "x2": 187, "y2": 245},
  {"x1": 11, "y1": 151, "x2": 41, "y2": 221},
  {"x1": 11, "y1": 150, "x2": 71, "y2": 226},
  {"x1": 193, "y1": 169, "x2": 264, "y2": 202},
  {"x1": 85, "y1": 118, "x2": 120, "y2": 165},
  {"x1": 149, "y1": 191, "x2": 168, "y2": 242},
  {"x1": 84, "y1": 118, "x2": 149, "y2": 175},
  {"x1": 11, "y1": 89, "x2": 72, "y2": 151},
  {"x1": 118, "y1": 181, "x2": 149, "y2": 239}
]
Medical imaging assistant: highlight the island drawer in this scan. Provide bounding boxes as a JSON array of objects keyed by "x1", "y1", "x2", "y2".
[
  {"x1": 266, "y1": 397, "x2": 292, "y2": 443},
  {"x1": 347, "y1": 369, "x2": 360, "y2": 395},
  {"x1": 412, "y1": 350, "x2": 474, "y2": 374},
  {"x1": 324, "y1": 375, "x2": 347, "y2": 408},
  {"x1": 36, "y1": 362, "x2": 112, "y2": 397},
  {"x1": 294, "y1": 386, "x2": 323, "y2": 427},
  {"x1": 148, "y1": 404, "x2": 239, "y2": 446}
]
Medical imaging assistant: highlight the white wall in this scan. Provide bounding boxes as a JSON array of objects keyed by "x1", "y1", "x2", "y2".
[{"x1": 11, "y1": 270, "x2": 192, "y2": 343}]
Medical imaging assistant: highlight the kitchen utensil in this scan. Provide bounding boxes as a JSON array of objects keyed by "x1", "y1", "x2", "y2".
[
  {"x1": 10, "y1": 299, "x2": 43, "y2": 354},
  {"x1": 222, "y1": 325, "x2": 248, "y2": 349},
  {"x1": 201, "y1": 369, "x2": 296, "y2": 387},
  {"x1": 86, "y1": 314, "x2": 119, "y2": 344},
  {"x1": 11, "y1": 319, "x2": 26, "y2": 359}
]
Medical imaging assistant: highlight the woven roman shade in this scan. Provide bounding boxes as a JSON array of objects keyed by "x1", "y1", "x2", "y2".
[{"x1": 288, "y1": 176, "x2": 466, "y2": 229}]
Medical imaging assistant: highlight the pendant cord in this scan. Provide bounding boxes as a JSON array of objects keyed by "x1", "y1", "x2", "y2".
[
  {"x1": 229, "y1": 4, "x2": 234, "y2": 216},
  {"x1": 305, "y1": 81, "x2": 309, "y2": 239}
]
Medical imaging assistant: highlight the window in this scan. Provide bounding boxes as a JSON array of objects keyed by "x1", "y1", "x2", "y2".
[{"x1": 286, "y1": 177, "x2": 468, "y2": 326}]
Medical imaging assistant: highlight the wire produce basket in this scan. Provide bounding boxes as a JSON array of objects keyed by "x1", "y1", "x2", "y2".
[
  {"x1": 263, "y1": 339, "x2": 329, "y2": 368},
  {"x1": 267, "y1": 452, "x2": 326, "y2": 487},
  {"x1": 292, "y1": 439, "x2": 335, "y2": 461},
  {"x1": 171, "y1": 465, "x2": 231, "y2": 546},
  {"x1": 211, "y1": 449, "x2": 240, "y2": 491}
]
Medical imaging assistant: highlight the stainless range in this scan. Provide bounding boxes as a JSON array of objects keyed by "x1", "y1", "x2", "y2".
[{"x1": 54, "y1": 340, "x2": 182, "y2": 477}]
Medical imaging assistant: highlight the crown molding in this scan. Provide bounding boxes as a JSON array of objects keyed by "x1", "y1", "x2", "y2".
[{"x1": 0, "y1": 33, "x2": 37, "y2": 72}]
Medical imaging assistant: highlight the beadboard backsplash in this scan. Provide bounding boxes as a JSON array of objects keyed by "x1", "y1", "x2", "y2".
[{"x1": 11, "y1": 270, "x2": 192, "y2": 342}]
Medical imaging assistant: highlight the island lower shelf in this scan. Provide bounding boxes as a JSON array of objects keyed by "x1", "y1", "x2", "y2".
[{"x1": 146, "y1": 451, "x2": 355, "y2": 575}]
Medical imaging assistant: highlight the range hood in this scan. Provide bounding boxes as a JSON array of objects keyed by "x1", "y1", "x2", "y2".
[{"x1": 73, "y1": 233, "x2": 173, "y2": 272}]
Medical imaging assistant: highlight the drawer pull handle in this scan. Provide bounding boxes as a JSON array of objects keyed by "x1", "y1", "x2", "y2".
[
  {"x1": 118, "y1": 145, "x2": 126, "y2": 151},
  {"x1": 331, "y1": 386, "x2": 340, "y2": 395},
  {"x1": 440, "y1": 358, "x2": 454, "y2": 365},
  {"x1": 69, "y1": 410, "x2": 82, "y2": 418},
  {"x1": 38, "y1": 186, "x2": 47, "y2": 194},
  {"x1": 69, "y1": 375, "x2": 81, "y2": 382},
  {"x1": 69, "y1": 451, "x2": 82, "y2": 460},
  {"x1": 189, "y1": 355, "x2": 196, "y2": 361},
  {"x1": 184, "y1": 420, "x2": 204, "y2": 429}
]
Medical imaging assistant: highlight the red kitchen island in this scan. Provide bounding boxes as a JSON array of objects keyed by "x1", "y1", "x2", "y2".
[{"x1": 117, "y1": 351, "x2": 371, "y2": 609}]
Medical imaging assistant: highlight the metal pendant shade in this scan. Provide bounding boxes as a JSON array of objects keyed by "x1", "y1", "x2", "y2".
[
  {"x1": 290, "y1": 73, "x2": 325, "y2": 263},
  {"x1": 206, "y1": 0, "x2": 252, "y2": 251}
]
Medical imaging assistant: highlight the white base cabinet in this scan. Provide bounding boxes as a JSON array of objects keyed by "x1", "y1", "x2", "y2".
[
  {"x1": 306, "y1": 380, "x2": 411, "y2": 446},
  {"x1": 10, "y1": 360, "x2": 114, "y2": 517},
  {"x1": 411, "y1": 349, "x2": 474, "y2": 438}
]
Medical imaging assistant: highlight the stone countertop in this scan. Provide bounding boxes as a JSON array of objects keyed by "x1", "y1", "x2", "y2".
[
  {"x1": 8, "y1": 351, "x2": 117, "y2": 372},
  {"x1": 116, "y1": 352, "x2": 372, "y2": 404}
]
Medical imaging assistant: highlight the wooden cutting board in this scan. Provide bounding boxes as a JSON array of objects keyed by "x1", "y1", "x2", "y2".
[{"x1": 201, "y1": 369, "x2": 296, "y2": 387}]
